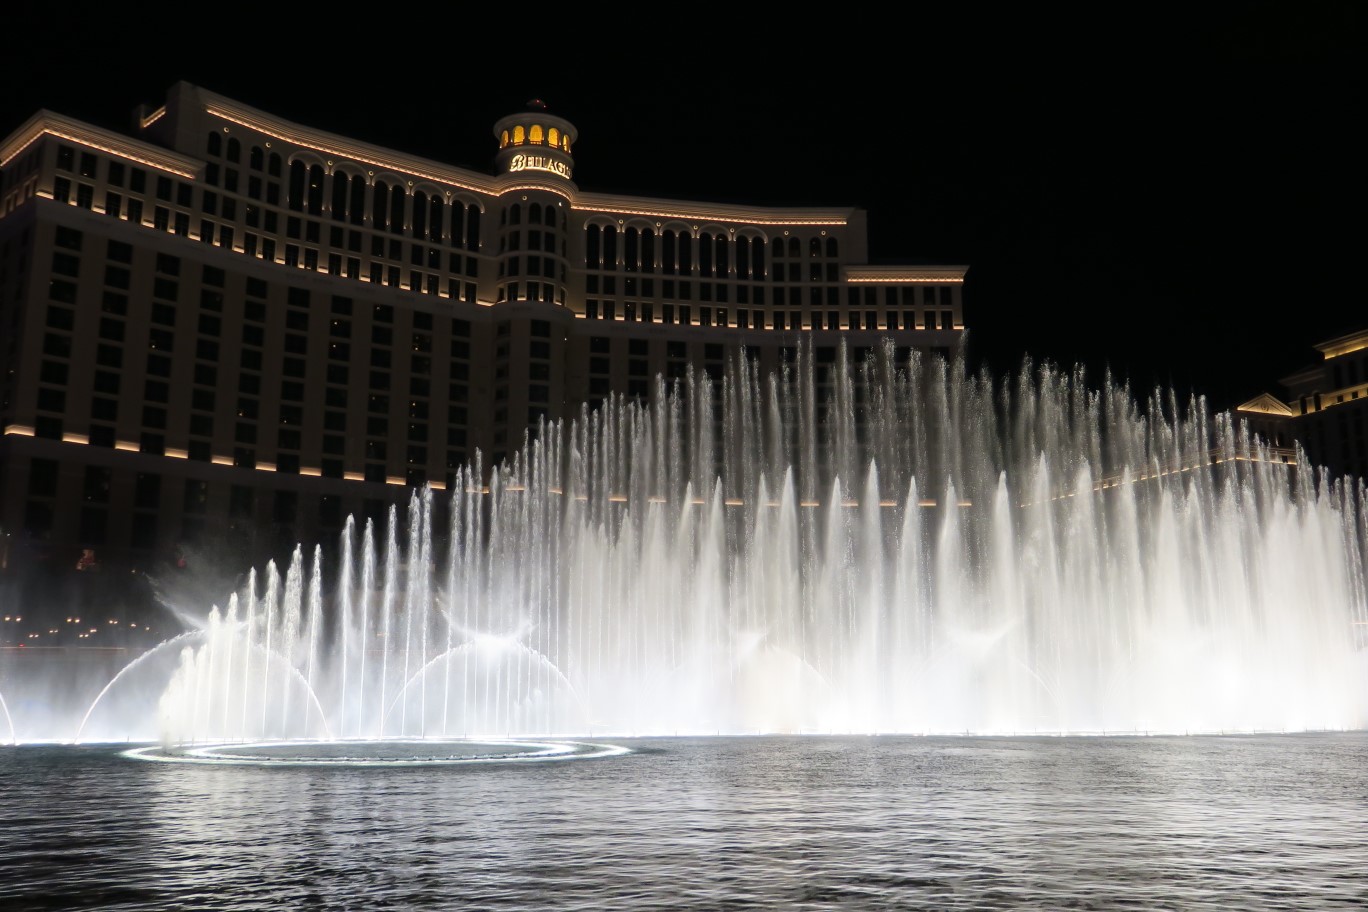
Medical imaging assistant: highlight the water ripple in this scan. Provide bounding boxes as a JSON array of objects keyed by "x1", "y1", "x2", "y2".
[{"x1": 1, "y1": 734, "x2": 1366, "y2": 910}]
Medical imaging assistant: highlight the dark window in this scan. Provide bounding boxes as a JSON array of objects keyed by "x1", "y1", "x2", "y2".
[
  {"x1": 46, "y1": 305, "x2": 75, "y2": 330},
  {"x1": 104, "y1": 265, "x2": 130, "y2": 289},
  {"x1": 54, "y1": 225, "x2": 83, "y2": 251},
  {"x1": 133, "y1": 473, "x2": 161, "y2": 510},
  {"x1": 28, "y1": 338, "x2": 77, "y2": 382},
  {"x1": 29, "y1": 459, "x2": 59, "y2": 497},
  {"x1": 49, "y1": 279, "x2": 77, "y2": 303}
]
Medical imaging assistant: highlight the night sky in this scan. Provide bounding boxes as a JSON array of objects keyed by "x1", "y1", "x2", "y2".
[{"x1": 5, "y1": 6, "x2": 1362, "y2": 412}]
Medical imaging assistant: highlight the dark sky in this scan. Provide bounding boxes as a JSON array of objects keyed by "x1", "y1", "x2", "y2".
[{"x1": 4, "y1": 6, "x2": 1363, "y2": 410}]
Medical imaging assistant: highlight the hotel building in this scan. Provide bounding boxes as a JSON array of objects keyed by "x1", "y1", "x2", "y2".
[
  {"x1": 0, "y1": 82, "x2": 965, "y2": 582},
  {"x1": 1237, "y1": 329, "x2": 1368, "y2": 485}
]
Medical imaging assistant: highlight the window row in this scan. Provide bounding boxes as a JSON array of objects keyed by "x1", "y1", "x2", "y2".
[
  {"x1": 582, "y1": 301, "x2": 957, "y2": 331},
  {"x1": 584, "y1": 226, "x2": 770, "y2": 279}
]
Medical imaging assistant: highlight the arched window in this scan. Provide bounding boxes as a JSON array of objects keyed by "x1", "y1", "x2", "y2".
[
  {"x1": 753, "y1": 238, "x2": 766, "y2": 277},
  {"x1": 602, "y1": 225, "x2": 617, "y2": 268},
  {"x1": 466, "y1": 207, "x2": 480, "y2": 251},
  {"x1": 715, "y1": 235, "x2": 729, "y2": 276},
  {"x1": 207, "y1": 132, "x2": 222, "y2": 156},
  {"x1": 698, "y1": 232, "x2": 713, "y2": 277},
  {"x1": 641, "y1": 229, "x2": 655, "y2": 273},
  {"x1": 226, "y1": 137, "x2": 241, "y2": 163},
  {"x1": 585, "y1": 225, "x2": 601, "y2": 268},
  {"x1": 288, "y1": 160, "x2": 306, "y2": 212},
  {"x1": 349, "y1": 175, "x2": 366, "y2": 226},
  {"x1": 429, "y1": 197, "x2": 443, "y2": 242},
  {"x1": 771, "y1": 237, "x2": 784, "y2": 258},
  {"x1": 562, "y1": 136, "x2": 571, "y2": 152},
  {"x1": 529, "y1": 124, "x2": 544, "y2": 144},
  {"x1": 307, "y1": 164, "x2": 324, "y2": 216},
  {"x1": 249, "y1": 146, "x2": 264, "y2": 171},
  {"x1": 412, "y1": 193, "x2": 428, "y2": 239},
  {"x1": 678, "y1": 233, "x2": 692, "y2": 274},
  {"x1": 548, "y1": 127, "x2": 559, "y2": 148},
  {"x1": 388, "y1": 184, "x2": 405, "y2": 235},
  {"x1": 500, "y1": 130, "x2": 509, "y2": 148},
  {"x1": 624, "y1": 227, "x2": 639, "y2": 272},
  {"x1": 529, "y1": 203, "x2": 542, "y2": 225},
  {"x1": 268, "y1": 153, "x2": 282, "y2": 177},
  {"x1": 736, "y1": 237, "x2": 750, "y2": 280},
  {"x1": 508, "y1": 203, "x2": 521, "y2": 225},
  {"x1": 826, "y1": 237, "x2": 838, "y2": 258},
  {"x1": 513, "y1": 125, "x2": 525, "y2": 145},
  {"x1": 331, "y1": 170, "x2": 349, "y2": 221},
  {"x1": 373, "y1": 180, "x2": 390, "y2": 230},
  {"x1": 662, "y1": 231, "x2": 676, "y2": 275},
  {"x1": 449, "y1": 203, "x2": 465, "y2": 247},
  {"x1": 809, "y1": 237, "x2": 821, "y2": 257}
]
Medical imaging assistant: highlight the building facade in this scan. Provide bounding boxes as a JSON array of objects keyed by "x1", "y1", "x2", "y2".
[
  {"x1": 0, "y1": 82, "x2": 965, "y2": 590},
  {"x1": 1237, "y1": 329, "x2": 1368, "y2": 486}
]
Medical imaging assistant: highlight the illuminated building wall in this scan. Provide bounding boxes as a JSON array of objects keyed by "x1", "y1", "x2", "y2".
[
  {"x1": 1237, "y1": 329, "x2": 1368, "y2": 484},
  {"x1": 0, "y1": 82, "x2": 966, "y2": 573}
]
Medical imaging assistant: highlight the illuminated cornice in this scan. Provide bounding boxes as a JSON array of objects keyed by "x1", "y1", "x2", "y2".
[
  {"x1": 845, "y1": 266, "x2": 968, "y2": 283},
  {"x1": 0, "y1": 428, "x2": 454, "y2": 491},
  {"x1": 1315, "y1": 330, "x2": 1368, "y2": 360},
  {"x1": 195, "y1": 88, "x2": 874, "y2": 233},
  {"x1": 200, "y1": 90, "x2": 503, "y2": 196},
  {"x1": 139, "y1": 106, "x2": 167, "y2": 129},
  {"x1": 573, "y1": 192, "x2": 853, "y2": 227},
  {"x1": 494, "y1": 179, "x2": 575, "y2": 199},
  {"x1": 0, "y1": 111, "x2": 199, "y2": 178}
]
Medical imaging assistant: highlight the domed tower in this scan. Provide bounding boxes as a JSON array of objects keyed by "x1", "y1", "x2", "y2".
[
  {"x1": 486, "y1": 101, "x2": 578, "y2": 465},
  {"x1": 491, "y1": 100, "x2": 576, "y2": 308}
]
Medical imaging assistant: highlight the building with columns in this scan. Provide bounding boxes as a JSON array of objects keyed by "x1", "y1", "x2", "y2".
[
  {"x1": 1236, "y1": 329, "x2": 1368, "y2": 486},
  {"x1": 0, "y1": 82, "x2": 965, "y2": 598}
]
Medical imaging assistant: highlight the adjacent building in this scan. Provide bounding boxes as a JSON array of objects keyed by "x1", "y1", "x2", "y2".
[
  {"x1": 0, "y1": 82, "x2": 966, "y2": 588},
  {"x1": 1237, "y1": 329, "x2": 1368, "y2": 485}
]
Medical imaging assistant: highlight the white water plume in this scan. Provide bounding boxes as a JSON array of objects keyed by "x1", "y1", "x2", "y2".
[{"x1": 143, "y1": 341, "x2": 1368, "y2": 741}]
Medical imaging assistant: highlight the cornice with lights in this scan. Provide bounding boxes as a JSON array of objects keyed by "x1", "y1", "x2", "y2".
[{"x1": 0, "y1": 111, "x2": 200, "y2": 178}]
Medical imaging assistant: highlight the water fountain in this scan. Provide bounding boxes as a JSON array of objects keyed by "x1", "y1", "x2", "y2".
[
  {"x1": 52, "y1": 341, "x2": 1368, "y2": 742},
  {"x1": 1, "y1": 689, "x2": 13, "y2": 744}
]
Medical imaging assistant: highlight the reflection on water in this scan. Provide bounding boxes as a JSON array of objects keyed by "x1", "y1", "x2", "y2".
[{"x1": 1, "y1": 733, "x2": 1365, "y2": 910}]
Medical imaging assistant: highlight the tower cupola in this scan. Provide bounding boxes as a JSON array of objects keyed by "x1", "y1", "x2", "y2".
[{"x1": 493, "y1": 99, "x2": 577, "y2": 181}]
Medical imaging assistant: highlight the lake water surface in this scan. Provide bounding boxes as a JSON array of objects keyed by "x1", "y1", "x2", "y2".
[{"x1": 1, "y1": 733, "x2": 1365, "y2": 910}]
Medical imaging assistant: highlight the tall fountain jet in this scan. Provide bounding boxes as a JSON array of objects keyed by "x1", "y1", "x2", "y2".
[{"x1": 136, "y1": 341, "x2": 1368, "y2": 742}]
